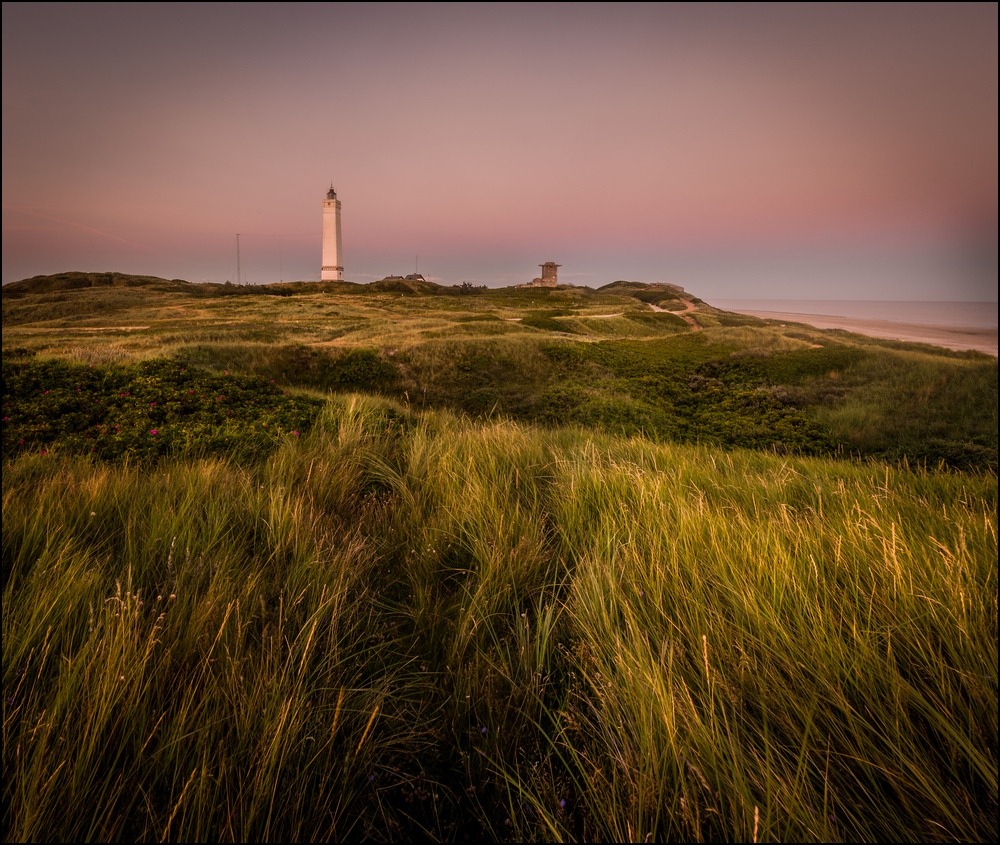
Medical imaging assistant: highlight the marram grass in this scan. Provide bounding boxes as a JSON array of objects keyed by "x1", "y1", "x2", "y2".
[{"x1": 3, "y1": 396, "x2": 996, "y2": 841}]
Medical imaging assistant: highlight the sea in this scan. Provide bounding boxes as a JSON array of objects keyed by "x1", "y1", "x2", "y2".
[{"x1": 711, "y1": 300, "x2": 999, "y2": 329}]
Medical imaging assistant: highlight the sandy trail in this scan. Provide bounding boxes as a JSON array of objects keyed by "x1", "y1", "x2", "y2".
[
  {"x1": 648, "y1": 298, "x2": 702, "y2": 329},
  {"x1": 17, "y1": 325, "x2": 152, "y2": 332}
]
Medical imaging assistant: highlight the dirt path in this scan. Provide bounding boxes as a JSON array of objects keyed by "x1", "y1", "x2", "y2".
[
  {"x1": 25, "y1": 325, "x2": 152, "y2": 332},
  {"x1": 648, "y1": 298, "x2": 702, "y2": 330}
]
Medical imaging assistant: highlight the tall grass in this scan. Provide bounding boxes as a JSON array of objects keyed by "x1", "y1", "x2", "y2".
[
  {"x1": 3, "y1": 445, "x2": 393, "y2": 840},
  {"x1": 544, "y1": 443, "x2": 996, "y2": 840},
  {"x1": 4, "y1": 396, "x2": 996, "y2": 841},
  {"x1": 816, "y1": 348, "x2": 998, "y2": 467}
]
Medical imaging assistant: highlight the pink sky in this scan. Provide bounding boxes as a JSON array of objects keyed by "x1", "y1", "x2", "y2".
[{"x1": 3, "y1": 3, "x2": 997, "y2": 299}]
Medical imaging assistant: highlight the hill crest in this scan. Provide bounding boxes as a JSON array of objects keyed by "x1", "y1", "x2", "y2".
[{"x1": 5, "y1": 271, "x2": 693, "y2": 302}]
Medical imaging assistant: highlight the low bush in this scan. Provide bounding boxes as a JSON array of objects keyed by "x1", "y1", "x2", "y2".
[{"x1": 2, "y1": 356, "x2": 323, "y2": 463}]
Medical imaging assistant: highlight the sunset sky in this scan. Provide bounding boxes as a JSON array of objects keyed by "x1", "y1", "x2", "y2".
[{"x1": 3, "y1": 2, "x2": 997, "y2": 299}]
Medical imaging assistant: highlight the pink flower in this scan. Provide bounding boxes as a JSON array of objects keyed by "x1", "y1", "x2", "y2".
[{"x1": 150, "y1": 429, "x2": 158, "y2": 435}]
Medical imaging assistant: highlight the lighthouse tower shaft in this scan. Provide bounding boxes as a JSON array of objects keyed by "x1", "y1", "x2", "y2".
[{"x1": 322, "y1": 187, "x2": 343, "y2": 281}]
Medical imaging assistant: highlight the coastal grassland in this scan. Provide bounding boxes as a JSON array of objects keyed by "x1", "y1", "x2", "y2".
[
  {"x1": 3, "y1": 396, "x2": 997, "y2": 842},
  {"x1": 5, "y1": 279, "x2": 995, "y2": 471}
]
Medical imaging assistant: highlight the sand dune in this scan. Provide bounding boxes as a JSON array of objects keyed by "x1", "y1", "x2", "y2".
[{"x1": 726, "y1": 309, "x2": 998, "y2": 357}]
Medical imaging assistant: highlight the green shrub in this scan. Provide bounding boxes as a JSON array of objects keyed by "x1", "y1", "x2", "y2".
[{"x1": 2, "y1": 356, "x2": 323, "y2": 464}]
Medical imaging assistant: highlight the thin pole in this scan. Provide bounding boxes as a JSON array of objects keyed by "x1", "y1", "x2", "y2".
[{"x1": 236, "y1": 233, "x2": 241, "y2": 284}]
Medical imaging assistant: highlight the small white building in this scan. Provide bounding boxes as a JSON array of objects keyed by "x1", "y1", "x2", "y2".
[{"x1": 322, "y1": 186, "x2": 343, "y2": 281}]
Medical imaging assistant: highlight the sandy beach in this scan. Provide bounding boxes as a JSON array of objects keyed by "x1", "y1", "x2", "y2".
[{"x1": 725, "y1": 309, "x2": 998, "y2": 357}]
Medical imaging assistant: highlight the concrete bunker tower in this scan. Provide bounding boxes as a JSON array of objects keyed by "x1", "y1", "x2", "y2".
[
  {"x1": 528, "y1": 262, "x2": 560, "y2": 287},
  {"x1": 516, "y1": 261, "x2": 563, "y2": 289},
  {"x1": 322, "y1": 185, "x2": 343, "y2": 281},
  {"x1": 538, "y1": 262, "x2": 560, "y2": 286}
]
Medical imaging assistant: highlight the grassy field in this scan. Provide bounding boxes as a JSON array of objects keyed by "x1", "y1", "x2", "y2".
[
  {"x1": 4, "y1": 272, "x2": 996, "y2": 470},
  {"x1": 3, "y1": 273, "x2": 997, "y2": 841}
]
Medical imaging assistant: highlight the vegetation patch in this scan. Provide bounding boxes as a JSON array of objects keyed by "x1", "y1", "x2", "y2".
[
  {"x1": 454, "y1": 314, "x2": 502, "y2": 323},
  {"x1": 530, "y1": 336, "x2": 834, "y2": 453},
  {"x1": 174, "y1": 344, "x2": 401, "y2": 394},
  {"x1": 2, "y1": 355, "x2": 323, "y2": 463},
  {"x1": 521, "y1": 312, "x2": 577, "y2": 333},
  {"x1": 622, "y1": 310, "x2": 689, "y2": 330}
]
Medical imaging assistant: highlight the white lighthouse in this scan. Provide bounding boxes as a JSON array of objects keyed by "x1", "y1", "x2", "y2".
[{"x1": 322, "y1": 185, "x2": 343, "y2": 281}]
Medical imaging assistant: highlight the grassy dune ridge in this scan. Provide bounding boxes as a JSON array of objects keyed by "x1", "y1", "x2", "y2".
[
  {"x1": 2, "y1": 275, "x2": 997, "y2": 840},
  {"x1": 3, "y1": 273, "x2": 996, "y2": 469}
]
